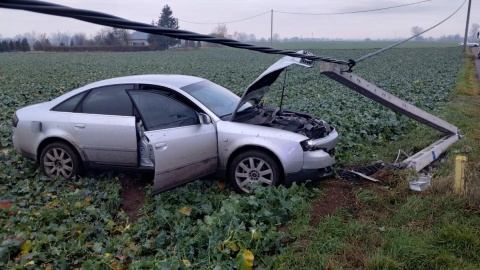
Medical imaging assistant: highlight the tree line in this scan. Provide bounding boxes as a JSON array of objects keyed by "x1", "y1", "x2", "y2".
[{"x1": 0, "y1": 38, "x2": 30, "y2": 52}]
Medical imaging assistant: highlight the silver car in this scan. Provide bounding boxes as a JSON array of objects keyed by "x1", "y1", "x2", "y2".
[{"x1": 12, "y1": 53, "x2": 338, "y2": 194}]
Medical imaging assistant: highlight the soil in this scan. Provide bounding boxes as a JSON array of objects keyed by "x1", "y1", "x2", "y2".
[
  {"x1": 118, "y1": 173, "x2": 150, "y2": 221},
  {"x1": 116, "y1": 167, "x2": 395, "y2": 226},
  {"x1": 309, "y1": 179, "x2": 355, "y2": 227}
]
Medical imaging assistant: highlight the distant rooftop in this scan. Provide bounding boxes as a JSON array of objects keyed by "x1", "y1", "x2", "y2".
[{"x1": 130, "y1": 31, "x2": 148, "y2": 40}]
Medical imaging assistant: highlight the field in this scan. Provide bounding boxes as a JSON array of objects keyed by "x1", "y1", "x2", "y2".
[
  {"x1": 1, "y1": 46, "x2": 479, "y2": 269},
  {"x1": 258, "y1": 40, "x2": 459, "y2": 50}
]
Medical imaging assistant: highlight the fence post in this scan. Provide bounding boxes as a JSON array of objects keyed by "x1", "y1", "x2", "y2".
[{"x1": 454, "y1": 155, "x2": 467, "y2": 195}]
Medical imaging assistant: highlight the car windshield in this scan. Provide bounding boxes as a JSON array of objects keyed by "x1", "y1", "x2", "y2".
[{"x1": 181, "y1": 80, "x2": 251, "y2": 119}]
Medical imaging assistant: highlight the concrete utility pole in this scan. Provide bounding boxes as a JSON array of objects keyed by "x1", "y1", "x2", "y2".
[
  {"x1": 271, "y1": 9, "x2": 273, "y2": 46},
  {"x1": 463, "y1": 0, "x2": 472, "y2": 53}
]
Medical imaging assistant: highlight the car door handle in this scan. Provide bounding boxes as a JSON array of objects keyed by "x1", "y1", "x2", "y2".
[
  {"x1": 74, "y1": 123, "x2": 86, "y2": 129},
  {"x1": 155, "y1": 142, "x2": 167, "y2": 149}
]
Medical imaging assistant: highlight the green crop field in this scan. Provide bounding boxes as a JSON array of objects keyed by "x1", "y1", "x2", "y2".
[
  {"x1": 1, "y1": 46, "x2": 477, "y2": 269},
  {"x1": 257, "y1": 40, "x2": 459, "y2": 50}
]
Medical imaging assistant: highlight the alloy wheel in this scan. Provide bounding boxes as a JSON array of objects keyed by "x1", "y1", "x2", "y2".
[{"x1": 43, "y1": 147, "x2": 74, "y2": 178}]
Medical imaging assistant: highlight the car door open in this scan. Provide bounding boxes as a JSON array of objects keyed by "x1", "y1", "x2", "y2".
[{"x1": 127, "y1": 90, "x2": 218, "y2": 194}]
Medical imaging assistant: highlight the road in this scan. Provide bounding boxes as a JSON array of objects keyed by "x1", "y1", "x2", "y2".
[{"x1": 473, "y1": 47, "x2": 480, "y2": 78}]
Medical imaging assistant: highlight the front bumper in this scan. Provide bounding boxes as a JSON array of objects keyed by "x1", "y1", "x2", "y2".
[
  {"x1": 284, "y1": 166, "x2": 333, "y2": 186},
  {"x1": 284, "y1": 147, "x2": 336, "y2": 185}
]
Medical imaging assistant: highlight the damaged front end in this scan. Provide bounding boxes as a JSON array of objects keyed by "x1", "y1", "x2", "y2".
[
  {"x1": 231, "y1": 50, "x2": 337, "y2": 145},
  {"x1": 237, "y1": 106, "x2": 334, "y2": 140}
]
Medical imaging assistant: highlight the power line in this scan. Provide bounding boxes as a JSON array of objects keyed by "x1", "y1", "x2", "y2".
[
  {"x1": 0, "y1": 0, "x2": 467, "y2": 70},
  {"x1": 275, "y1": 0, "x2": 432, "y2": 15},
  {"x1": 177, "y1": 1, "x2": 431, "y2": 25},
  {"x1": 0, "y1": 0, "x2": 349, "y2": 64},
  {"x1": 178, "y1": 11, "x2": 270, "y2": 25},
  {"x1": 355, "y1": 0, "x2": 467, "y2": 63}
]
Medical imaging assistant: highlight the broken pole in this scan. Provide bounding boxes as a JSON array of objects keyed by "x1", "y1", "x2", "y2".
[
  {"x1": 320, "y1": 62, "x2": 461, "y2": 172},
  {"x1": 320, "y1": 63, "x2": 458, "y2": 135}
]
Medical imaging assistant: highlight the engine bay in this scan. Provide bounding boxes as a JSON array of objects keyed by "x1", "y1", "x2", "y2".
[{"x1": 239, "y1": 106, "x2": 332, "y2": 139}]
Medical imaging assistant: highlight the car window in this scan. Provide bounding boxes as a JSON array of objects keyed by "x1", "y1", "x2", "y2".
[
  {"x1": 129, "y1": 91, "x2": 199, "y2": 131},
  {"x1": 52, "y1": 92, "x2": 87, "y2": 112},
  {"x1": 181, "y1": 80, "x2": 251, "y2": 118},
  {"x1": 80, "y1": 84, "x2": 134, "y2": 116}
]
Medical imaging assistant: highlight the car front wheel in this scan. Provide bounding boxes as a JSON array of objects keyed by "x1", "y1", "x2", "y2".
[
  {"x1": 40, "y1": 142, "x2": 81, "y2": 179},
  {"x1": 229, "y1": 150, "x2": 281, "y2": 193}
]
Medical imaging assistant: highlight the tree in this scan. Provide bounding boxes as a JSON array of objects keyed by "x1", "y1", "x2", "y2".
[
  {"x1": 70, "y1": 39, "x2": 74, "y2": 46},
  {"x1": 148, "y1": 5, "x2": 180, "y2": 50},
  {"x1": 20, "y1": 38, "x2": 30, "y2": 51},
  {"x1": 411, "y1": 26, "x2": 424, "y2": 41},
  {"x1": 113, "y1": 28, "x2": 130, "y2": 45},
  {"x1": 273, "y1": 33, "x2": 280, "y2": 42},
  {"x1": 72, "y1": 32, "x2": 87, "y2": 46},
  {"x1": 32, "y1": 33, "x2": 49, "y2": 51},
  {"x1": 2, "y1": 41, "x2": 10, "y2": 52},
  {"x1": 14, "y1": 39, "x2": 21, "y2": 51},
  {"x1": 50, "y1": 32, "x2": 71, "y2": 45},
  {"x1": 211, "y1": 24, "x2": 227, "y2": 38},
  {"x1": 470, "y1": 23, "x2": 479, "y2": 39}
]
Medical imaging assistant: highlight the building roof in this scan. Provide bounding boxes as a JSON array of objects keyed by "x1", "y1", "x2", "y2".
[{"x1": 130, "y1": 31, "x2": 149, "y2": 40}]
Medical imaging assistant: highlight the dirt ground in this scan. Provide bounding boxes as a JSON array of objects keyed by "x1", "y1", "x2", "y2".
[
  {"x1": 309, "y1": 179, "x2": 355, "y2": 227},
  {"x1": 119, "y1": 169, "x2": 395, "y2": 223},
  {"x1": 119, "y1": 174, "x2": 149, "y2": 220}
]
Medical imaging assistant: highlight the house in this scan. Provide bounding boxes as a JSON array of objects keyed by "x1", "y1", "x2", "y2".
[{"x1": 130, "y1": 31, "x2": 149, "y2": 46}]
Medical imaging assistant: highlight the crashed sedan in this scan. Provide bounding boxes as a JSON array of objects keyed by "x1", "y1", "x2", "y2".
[{"x1": 12, "y1": 52, "x2": 338, "y2": 194}]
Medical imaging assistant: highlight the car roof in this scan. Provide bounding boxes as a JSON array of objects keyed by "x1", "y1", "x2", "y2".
[
  {"x1": 85, "y1": 74, "x2": 205, "y2": 89},
  {"x1": 50, "y1": 74, "x2": 206, "y2": 103}
]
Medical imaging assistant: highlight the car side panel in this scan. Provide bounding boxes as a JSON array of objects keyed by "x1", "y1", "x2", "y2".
[
  {"x1": 216, "y1": 121, "x2": 306, "y2": 174},
  {"x1": 13, "y1": 109, "x2": 84, "y2": 161},
  {"x1": 69, "y1": 114, "x2": 137, "y2": 166},
  {"x1": 145, "y1": 123, "x2": 218, "y2": 194}
]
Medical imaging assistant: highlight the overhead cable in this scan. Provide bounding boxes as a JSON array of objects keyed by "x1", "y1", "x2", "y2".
[
  {"x1": 0, "y1": 0, "x2": 466, "y2": 69},
  {"x1": 355, "y1": 0, "x2": 467, "y2": 63},
  {"x1": 178, "y1": 11, "x2": 270, "y2": 25},
  {"x1": 0, "y1": 0, "x2": 348, "y2": 65},
  {"x1": 275, "y1": 0, "x2": 432, "y2": 15},
  {"x1": 177, "y1": 1, "x2": 431, "y2": 25}
]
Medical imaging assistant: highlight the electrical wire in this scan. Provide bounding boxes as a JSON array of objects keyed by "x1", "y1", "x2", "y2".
[
  {"x1": 275, "y1": 0, "x2": 432, "y2": 16},
  {"x1": 178, "y1": 10, "x2": 270, "y2": 25},
  {"x1": 355, "y1": 0, "x2": 467, "y2": 63},
  {"x1": 0, "y1": 0, "x2": 467, "y2": 69},
  {"x1": 177, "y1": 1, "x2": 430, "y2": 25},
  {"x1": 0, "y1": 0, "x2": 348, "y2": 64}
]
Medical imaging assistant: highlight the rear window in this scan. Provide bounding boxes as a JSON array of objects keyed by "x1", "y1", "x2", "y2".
[{"x1": 52, "y1": 92, "x2": 86, "y2": 112}]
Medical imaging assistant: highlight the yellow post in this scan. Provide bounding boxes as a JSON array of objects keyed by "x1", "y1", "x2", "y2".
[{"x1": 454, "y1": 155, "x2": 467, "y2": 195}]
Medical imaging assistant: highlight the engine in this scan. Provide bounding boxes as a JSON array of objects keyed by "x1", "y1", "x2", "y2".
[{"x1": 241, "y1": 107, "x2": 332, "y2": 139}]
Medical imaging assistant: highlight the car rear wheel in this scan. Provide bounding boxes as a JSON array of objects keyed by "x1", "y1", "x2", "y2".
[
  {"x1": 40, "y1": 142, "x2": 81, "y2": 179},
  {"x1": 229, "y1": 150, "x2": 281, "y2": 193}
]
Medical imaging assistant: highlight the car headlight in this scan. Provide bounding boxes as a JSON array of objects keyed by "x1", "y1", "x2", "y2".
[
  {"x1": 300, "y1": 139, "x2": 315, "y2": 151},
  {"x1": 12, "y1": 112, "x2": 19, "y2": 128}
]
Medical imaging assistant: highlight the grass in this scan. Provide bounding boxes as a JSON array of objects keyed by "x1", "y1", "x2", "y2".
[{"x1": 273, "y1": 49, "x2": 480, "y2": 269}]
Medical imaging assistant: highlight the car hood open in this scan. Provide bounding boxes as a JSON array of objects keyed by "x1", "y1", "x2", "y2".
[{"x1": 229, "y1": 50, "x2": 315, "y2": 121}]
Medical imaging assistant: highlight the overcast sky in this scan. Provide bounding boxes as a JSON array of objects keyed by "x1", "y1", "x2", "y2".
[{"x1": 1, "y1": 0, "x2": 479, "y2": 40}]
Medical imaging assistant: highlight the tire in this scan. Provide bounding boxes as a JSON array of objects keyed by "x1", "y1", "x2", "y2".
[
  {"x1": 228, "y1": 150, "x2": 281, "y2": 193},
  {"x1": 40, "y1": 142, "x2": 82, "y2": 179}
]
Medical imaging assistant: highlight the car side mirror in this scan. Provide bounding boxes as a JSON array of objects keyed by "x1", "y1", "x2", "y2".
[{"x1": 198, "y1": 113, "x2": 212, "y2": 125}]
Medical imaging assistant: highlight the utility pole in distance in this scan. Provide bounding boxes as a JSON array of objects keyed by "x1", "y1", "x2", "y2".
[
  {"x1": 463, "y1": 0, "x2": 472, "y2": 53},
  {"x1": 271, "y1": 10, "x2": 273, "y2": 47}
]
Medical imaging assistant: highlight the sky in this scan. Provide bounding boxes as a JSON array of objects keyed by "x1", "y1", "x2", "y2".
[{"x1": 0, "y1": 0, "x2": 479, "y2": 41}]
